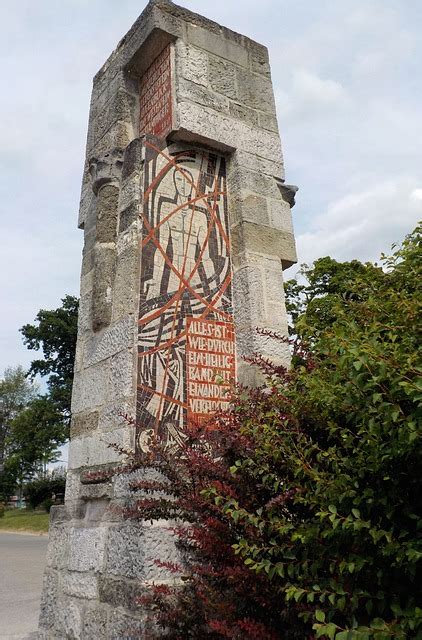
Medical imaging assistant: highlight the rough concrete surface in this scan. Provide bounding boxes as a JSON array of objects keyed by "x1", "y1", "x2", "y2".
[{"x1": 0, "y1": 532, "x2": 48, "y2": 639}]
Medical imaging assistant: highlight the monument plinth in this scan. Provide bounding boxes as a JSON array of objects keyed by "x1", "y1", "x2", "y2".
[{"x1": 39, "y1": 1, "x2": 296, "y2": 637}]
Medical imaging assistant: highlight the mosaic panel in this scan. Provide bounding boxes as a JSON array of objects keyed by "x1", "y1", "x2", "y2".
[{"x1": 136, "y1": 140, "x2": 235, "y2": 453}]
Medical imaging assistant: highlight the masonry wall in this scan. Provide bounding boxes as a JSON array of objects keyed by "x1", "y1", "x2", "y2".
[{"x1": 38, "y1": 1, "x2": 297, "y2": 637}]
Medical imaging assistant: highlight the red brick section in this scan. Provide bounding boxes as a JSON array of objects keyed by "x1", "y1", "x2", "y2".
[{"x1": 139, "y1": 44, "x2": 173, "y2": 137}]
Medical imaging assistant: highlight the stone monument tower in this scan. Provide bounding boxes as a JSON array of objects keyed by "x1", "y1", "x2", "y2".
[{"x1": 39, "y1": 1, "x2": 297, "y2": 637}]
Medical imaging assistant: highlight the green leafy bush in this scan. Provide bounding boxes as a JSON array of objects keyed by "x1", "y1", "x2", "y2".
[
  {"x1": 41, "y1": 497, "x2": 54, "y2": 513},
  {"x1": 127, "y1": 223, "x2": 421, "y2": 638},
  {"x1": 217, "y1": 223, "x2": 422, "y2": 638},
  {"x1": 24, "y1": 471, "x2": 66, "y2": 510}
]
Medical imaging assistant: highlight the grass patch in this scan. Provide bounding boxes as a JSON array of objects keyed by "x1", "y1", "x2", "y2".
[{"x1": 0, "y1": 508, "x2": 49, "y2": 533}]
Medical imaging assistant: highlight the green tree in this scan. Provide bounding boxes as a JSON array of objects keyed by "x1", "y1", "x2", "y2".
[
  {"x1": 284, "y1": 256, "x2": 385, "y2": 340},
  {"x1": 1, "y1": 396, "x2": 66, "y2": 504},
  {"x1": 0, "y1": 296, "x2": 77, "y2": 499},
  {"x1": 8, "y1": 396, "x2": 67, "y2": 476},
  {"x1": 20, "y1": 295, "x2": 79, "y2": 420},
  {"x1": 24, "y1": 468, "x2": 66, "y2": 511},
  {"x1": 0, "y1": 366, "x2": 36, "y2": 472}
]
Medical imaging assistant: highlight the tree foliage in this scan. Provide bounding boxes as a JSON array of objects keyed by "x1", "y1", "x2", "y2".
[
  {"x1": 0, "y1": 296, "x2": 77, "y2": 498},
  {"x1": 124, "y1": 223, "x2": 421, "y2": 639},
  {"x1": 284, "y1": 256, "x2": 385, "y2": 340},
  {"x1": 20, "y1": 295, "x2": 79, "y2": 418},
  {"x1": 0, "y1": 366, "x2": 36, "y2": 470},
  {"x1": 24, "y1": 468, "x2": 66, "y2": 510},
  {"x1": 7, "y1": 396, "x2": 67, "y2": 474}
]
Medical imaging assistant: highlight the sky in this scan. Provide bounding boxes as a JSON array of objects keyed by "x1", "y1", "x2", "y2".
[{"x1": 1, "y1": 0, "x2": 421, "y2": 376}]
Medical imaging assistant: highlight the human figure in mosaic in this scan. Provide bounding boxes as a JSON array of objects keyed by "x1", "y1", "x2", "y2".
[{"x1": 137, "y1": 147, "x2": 232, "y2": 452}]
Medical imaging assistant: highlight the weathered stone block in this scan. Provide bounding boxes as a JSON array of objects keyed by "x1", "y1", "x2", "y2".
[
  {"x1": 79, "y1": 483, "x2": 113, "y2": 501},
  {"x1": 92, "y1": 244, "x2": 116, "y2": 332},
  {"x1": 80, "y1": 270, "x2": 94, "y2": 299},
  {"x1": 85, "y1": 316, "x2": 132, "y2": 367},
  {"x1": 254, "y1": 328, "x2": 290, "y2": 366},
  {"x1": 55, "y1": 600, "x2": 83, "y2": 640},
  {"x1": 99, "y1": 576, "x2": 140, "y2": 611},
  {"x1": 250, "y1": 47, "x2": 271, "y2": 77},
  {"x1": 73, "y1": 339, "x2": 85, "y2": 375},
  {"x1": 119, "y1": 173, "x2": 141, "y2": 211},
  {"x1": 110, "y1": 88, "x2": 138, "y2": 127},
  {"x1": 108, "y1": 609, "x2": 145, "y2": 640},
  {"x1": 236, "y1": 358, "x2": 264, "y2": 388},
  {"x1": 230, "y1": 165, "x2": 280, "y2": 199},
  {"x1": 82, "y1": 607, "x2": 108, "y2": 640},
  {"x1": 231, "y1": 193, "x2": 270, "y2": 227},
  {"x1": 65, "y1": 470, "x2": 81, "y2": 503},
  {"x1": 178, "y1": 78, "x2": 229, "y2": 113},
  {"x1": 82, "y1": 230, "x2": 96, "y2": 262},
  {"x1": 98, "y1": 399, "x2": 135, "y2": 433},
  {"x1": 186, "y1": 23, "x2": 249, "y2": 67},
  {"x1": 140, "y1": 523, "x2": 183, "y2": 581},
  {"x1": 67, "y1": 426, "x2": 132, "y2": 469},
  {"x1": 236, "y1": 69, "x2": 276, "y2": 113},
  {"x1": 68, "y1": 527, "x2": 108, "y2": 572},
  {"x1": 106, "y1": 71, "x2": 140, "y2": 105},
  {"x1": 258, "y1": 111, "x2": 279, "y2": 133},
  {"x1": 46, "y1": 525, "x2": 69, "y2": 570},
  {"x1": 39, "y1": 570, "x2": 59, "y2": 631},
  {"x1": 231, "y1": 222, "x2": 297, "y2": 268},
  {"x1": 92, "y1": 121, "x2": 134, "y2": 158},
  {"x1": 85, "y1": 98, "x2": 97, "y2": 150},
  {"x1": 268, "y1": 197, "x2": 295, "y2": 233},
  {"x1": 260, "y1": 254, "x2": 285, "y2": 299},
  {"x1": 177, "y1": 101, "x2": 282, "y2": 161},
  {"x1": 61, "y1": 572, "x2": 99, "y2": 600},
  {"x1": 209, "y1": 56, "x2": 238, "y2": 100},
  {"x1": 113, "y1": 467, "x2": 170, "y2": 500},
  {"x1": 119, "y1": 201, "x2": 140, "y2": 233},
  {"x1": 71, "y1": 361, "x2": 110, "y2": 415},
  {"x1": 105, "y1": 524, "x2": 145, "y2": 580},
  {"x1": 96, "y1": 184, "x2": 119, "y2": 243},
  {"x1": 112, "y1": 245, "x2": 139, "y2": 322},
  {"x1": 232, "y1": 265, "x2": 266, "y2": 327},
  {"x1": 70, "y1": 411, "x2": 99, "y2": 439},
  {"x1": 110, "y1": 349, "x2": 135, "y2": 399},
  {"x1": 106, "y1": 523, "x2": 180, "y2": 581},
  {"x1": 78, "y1": 294, "x2": 92, "y2": 346},
  {"x1": 122, "y1": 137, "x2": 144, "y2": 181},
  {"x1": 94, "y1": 90, "x2": 137, "y2": 148},
  {"x1": 84, "y1": 498, "x2": 111, "y2": 521},
  {"x1": 116, "y1": 223, "x2": 139, "y2": 255},
  {"x1": 81, "y1": 247, "x2": 94, "y2": 278},
  {"x1": 176, "y1": 41, "x2": 208, "y2": 86},
  {"x1": 233, "y1": 148, "x2": 284, "y2": 181},
  {"x1": 229, "y1": 101, "x2": 259, "y2": 127},
  {"x1": 78, "y1": 186, "x2": 95, "y2": 230},
  {"x1": 49, "y1": 504, "x2": 71, "y2": 525}
]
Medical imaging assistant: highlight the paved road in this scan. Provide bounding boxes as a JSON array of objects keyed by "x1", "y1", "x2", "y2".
[{"x1": 0, "y1": 532, "x2": 48, "y2": 639}]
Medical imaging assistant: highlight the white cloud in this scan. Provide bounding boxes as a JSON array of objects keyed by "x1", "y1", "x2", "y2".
[
  {"x1": 410, "y1": 188, "x2": 422, "y2": 201},
  {"x1": 294, "y1": 177, "x2": 420, "y2": 268},
  {"x1": 277, "y1": 70, "x2": 349, "y2": 121}
]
